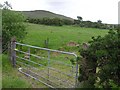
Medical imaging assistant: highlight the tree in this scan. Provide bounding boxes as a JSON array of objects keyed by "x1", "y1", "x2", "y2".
[
  {"x1": 2, "y1": 1, "x2": 27, "y2": 52},
  {"x1": 77, "y1": 16, "x2": 83, "y2": 21},
  {"x1": 97, "y1": 20, "x2": 102, "y2": 23},
  {"x1": 1, "y1": 1, "x2": 12, "y2": 9}
]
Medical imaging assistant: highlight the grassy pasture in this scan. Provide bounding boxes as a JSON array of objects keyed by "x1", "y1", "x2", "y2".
[
  {"x1": 2, "y1": 54, "x2": 48, "y2": 88},
  {"x1": 15, "y1": 43, "x2": 77, "y2": 88},
  {"x1": 2, "y1": 23, "x2": 109, "y2": 88},
  {"x1": 16, "y1": 51, "x2": 77, "y2": 88},
  {"x1": 13, "y1": 24, "x2": 109, "y2": 87},
  {"x1": 23, "y1": 23, "x2": 108, "y2": 52}
]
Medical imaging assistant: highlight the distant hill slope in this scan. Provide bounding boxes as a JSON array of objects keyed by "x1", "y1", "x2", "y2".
[{"x1": 18, "y1": 10, "x2": 74, "y2": 21}]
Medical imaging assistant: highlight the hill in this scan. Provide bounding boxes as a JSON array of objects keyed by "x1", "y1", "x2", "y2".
[{"x1": 18, "y1": 10, "x2": 74, "y2": 21}]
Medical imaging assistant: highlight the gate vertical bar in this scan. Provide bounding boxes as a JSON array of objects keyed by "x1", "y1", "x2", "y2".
[
  {"x1": 75, "y1": 57, "x2": 78, "y2": 88},
  {"x1": 28, "y1": 48, "x2": 30, "y2": 60},
  {"x1": 48, "y1": 50, "x2": 50, "y2": 80}
]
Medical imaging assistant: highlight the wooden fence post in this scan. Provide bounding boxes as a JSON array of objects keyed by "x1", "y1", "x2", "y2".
[
  {"x1": 8, "y1": 42, "x2": 11, "y2": 61},
  {"x1": 44, "y1": 38, "x2": 49, "y2": 48},
  {"x1": 11, "y1": 37, "x2": 16, "y2": 67}
]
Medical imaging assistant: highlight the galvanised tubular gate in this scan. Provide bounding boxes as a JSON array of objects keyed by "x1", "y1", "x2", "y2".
[{"x1": 11, "y1": 41, "x2": 79, "y2": 88}]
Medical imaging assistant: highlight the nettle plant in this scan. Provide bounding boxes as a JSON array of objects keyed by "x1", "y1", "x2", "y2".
[{"x1": 78, "y1": 30, "x2": 120, "y2": 88}]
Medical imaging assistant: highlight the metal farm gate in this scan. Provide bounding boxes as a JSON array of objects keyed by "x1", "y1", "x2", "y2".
[{"x1": 11, "y1": 41, "x2": 79, "y2": 88}]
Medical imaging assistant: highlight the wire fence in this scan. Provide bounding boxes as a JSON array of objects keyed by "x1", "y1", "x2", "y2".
[{"x1": 11, "y1": 41, "x2": 79, "y2": 88}]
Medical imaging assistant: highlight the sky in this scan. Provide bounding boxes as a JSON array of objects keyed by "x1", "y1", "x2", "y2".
[
  {"x1": 118, "y1": 2, "x2": 120, "y2": 24},
  {"x1": 0, "y1": 0, "x2": 120, "y2": 24}
]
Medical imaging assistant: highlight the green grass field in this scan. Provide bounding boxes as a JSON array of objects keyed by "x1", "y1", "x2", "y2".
[
  {"x1": 23, "y1": 23, "x2": 108, "y2": 51},
  {"x1": 2, "y1": 23, "x2": 109, "y2": 88}
]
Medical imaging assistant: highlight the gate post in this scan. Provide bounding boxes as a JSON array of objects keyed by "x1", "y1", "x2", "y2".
[
  {"x1": 11, "y1": 37, "x2": 16, "y2": 67},
  {"x1": 8, "y1": 42, "x2": 11, "y2": 61}
]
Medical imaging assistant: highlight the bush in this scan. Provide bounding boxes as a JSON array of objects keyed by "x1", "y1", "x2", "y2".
[
  {"x1": 79, "y1": 30, "x2": 120, "y2": 88},
  {"x1": 2, "y1": 9, "x2": 27, "y2": 52},
  {"x1": 27, "y1": 17, "x2": 74, "y2": 26},
  {"x1": 62, "y1": 19, "x2": 73, "y2": 25}
]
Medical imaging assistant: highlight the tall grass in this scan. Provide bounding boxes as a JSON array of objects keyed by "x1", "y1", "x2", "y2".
[
  {"x1": 2, "y1": 54, "x2": 31, "y2": 88},
  {"x1": 2, "y1": 54, "x2": 48, "y2": 88}
]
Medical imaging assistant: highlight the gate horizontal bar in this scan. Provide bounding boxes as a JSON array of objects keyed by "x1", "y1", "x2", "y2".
[
  {"x1": 15, "y1": 42, "x2": 78, "y2": 88},
  {"x1": 27, "y1": 69, "x2": 69, "y2": 88},
  {"x1": 18, "y1": 67, "x2": 55, "y2": 88},
  {"x1": 16, "y1": 60, "x2": 75, "y2": 87},
  {"x1": 15, "y1": 42, "x2": 77, "y2": 57},
  {"x1": 16, "y1": 56, "x2": 44, "y2": 66},
  {"x1": 16, "y1": 56, "x2": 75, "y2": 78},
  {"x1": 15, "y1": 49, "x2": 44, "y2": 59},
  {"x1": 16, "y1": 49, "x2": 76, "y2": 68}
]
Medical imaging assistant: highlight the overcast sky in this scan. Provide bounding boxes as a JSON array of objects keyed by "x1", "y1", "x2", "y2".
[{"x1": 1, "y1": 0, "x2": 120, "y2": 24}]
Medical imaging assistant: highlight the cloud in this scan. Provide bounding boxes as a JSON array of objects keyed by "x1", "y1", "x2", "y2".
[
  {"x1": 0, "y1": 0, "x2": 119, "y2": 24},
  {"x1": 44, "y1": 0, "x2": 69, "y2": 10}
]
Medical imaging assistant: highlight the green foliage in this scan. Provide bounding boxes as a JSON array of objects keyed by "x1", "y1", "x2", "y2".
[
  {"x1": 2, "y1": 9, "x2": 27, "y2": 52},
  {"x1": 70, "y1": 58, "x2": 75, "y2": 65},
  {"x1": 27, "y1": 17, "x2": 74, "y2": 26},
  {"x1": 97, "y1": 20, "x2": 102, "y2": 23},
  {"x1": 79, "y1": 30, "x2": 120, "y2": 88},
  {"x1": 27, "y1": 17, "x2": 63, "y2": 26},
  {"x1": 62, "y1": 19, "x2": 73, "y2": 25},
  {"x1": 77, "y1": 16, "x2": 83, "y2": 21},
  {"x1": 74, "y1": 19, "x2": 117, "y2": 30}
]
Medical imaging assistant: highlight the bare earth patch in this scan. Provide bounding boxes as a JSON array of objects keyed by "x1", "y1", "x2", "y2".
[{"x1": 67, "y1": 42, "x2": 79, "y2": 47}]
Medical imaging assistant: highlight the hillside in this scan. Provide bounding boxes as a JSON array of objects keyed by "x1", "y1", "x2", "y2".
[
  {"x1": 18, "y1": 10, "x2": 74, "y2": 21},
  {"x1": 23, "y1": 23, "x2": 108, "y2": 51}
]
